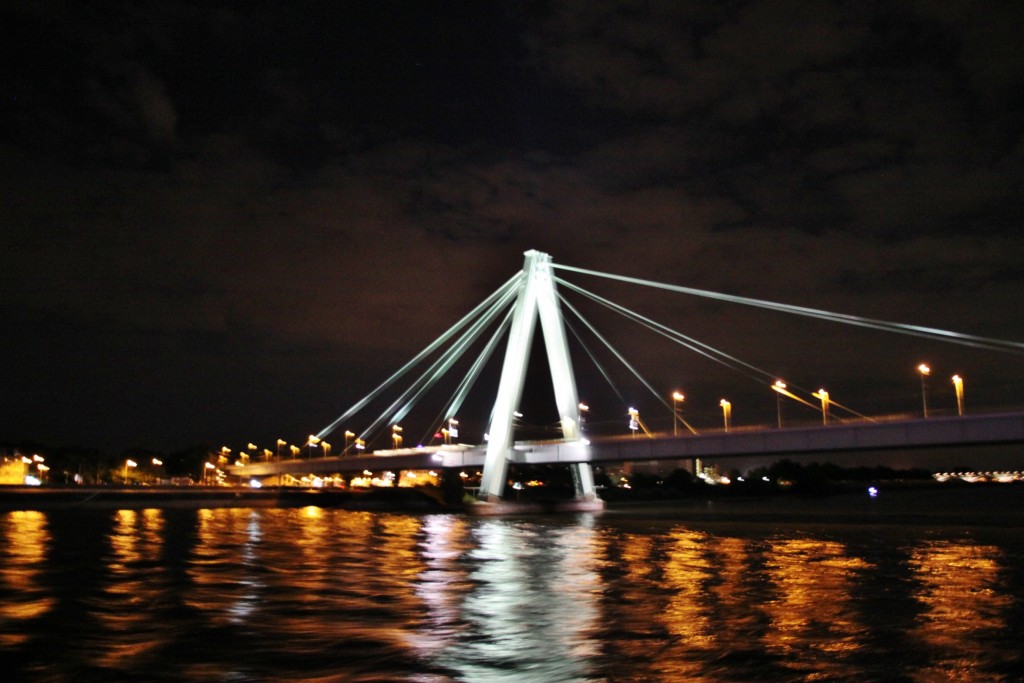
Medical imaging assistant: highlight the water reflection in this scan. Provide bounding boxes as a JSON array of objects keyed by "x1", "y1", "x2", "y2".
[
  {"x1": 422, "y1": 515, "x2": 603, "y2": 682},
  {"x1": 0, "y1": 506, "x2": 1021, "y2": 682},
  {"x1": 762, "y1": 538, "x2": 872, "y2": 679},
  {"x1": 96, "y1": 508, "x2": 169, "y2": 670},
  {"x1": 909, "y1": 539, "x2": 1017, "y2": 680},
  {"x1": 0, "y1": 511, "x2": 53, "y2": 642}
]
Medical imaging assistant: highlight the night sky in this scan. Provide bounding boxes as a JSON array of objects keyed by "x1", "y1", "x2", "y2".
[{"x1": 4, "y1": 1, "x2": 1024, "y2": 456}]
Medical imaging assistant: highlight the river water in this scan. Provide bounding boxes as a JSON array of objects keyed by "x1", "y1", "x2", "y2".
[{"x1": 1, "y1": 487, "x2": 1023, "y2": 682}]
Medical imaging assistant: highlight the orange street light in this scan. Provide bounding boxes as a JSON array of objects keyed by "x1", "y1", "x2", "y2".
[
  {"x1": 918, "y1": 363, "x2": 931, "y2": 418},
  {"x1": 123, "y1": 459, "x2": 137, "y2": 484},
  {"x1": 812, "y1": 389, "x2": 830, "y2": 425},
  {"x1": 672, "y1": 391, "x2": 685, "y2": 436},
  {"x1": 952, "y1": 374, "x2": 965, "y2": 416},
  {"x1": 773, "y1": 380, "x2": 787, "y2": 428},
  {"x1": 720, "y1": 399, "x2": 731, "y2": 432}
]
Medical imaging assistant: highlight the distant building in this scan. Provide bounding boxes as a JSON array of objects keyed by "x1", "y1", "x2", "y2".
[{"x1": 0, "y1": 456, "x2": 29, "y2": 485}]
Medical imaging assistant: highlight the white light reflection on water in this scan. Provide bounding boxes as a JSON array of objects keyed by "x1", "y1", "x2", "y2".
[
  {"x1": 416, "y1": 514, "x2": 603, "y2": 682},
  {"x1": 188, "y1": 507, "x2": 268, "y2": 626}
]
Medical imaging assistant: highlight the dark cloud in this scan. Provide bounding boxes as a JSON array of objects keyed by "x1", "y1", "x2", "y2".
[{"x1": 2, "y1": 1, "x2": 1023, "y2": 452}]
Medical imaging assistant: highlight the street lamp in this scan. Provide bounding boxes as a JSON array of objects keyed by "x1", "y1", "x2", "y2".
[
  {"x1": 289, "y1": 444, "x2": 300, "y2": 459},
  {"x1": 276, "y1": 438, "x2": 286, "y2": 459},
  {"x1": 628, "y1": 407, "x2": 639, "y2": 437},
  {"x1": 322, "y1": 441, "x2": 331, "y2": 459},
  {"x1": 448, "y1": 418, "x2": 459, "y2": 444},
  {"x1": 672, "y1": 391, "x2": 684, "y2": 436},
  {"x1": 952, "y1": 375, "x2": 965, "y2": 416},
  {"x1": 344, "y1": 430, "x2": 355, "y2": 455},
  {"x1": 773, "y1": 380, "x2": 787, "y2": 428},
  {"x1": 123, "y1": 459, "x2": 137, "y2": 484},
  {"x1": 392, "y1": 425, "x2": 403, "y2": 450},
  {"x1": 203, "y1": 461, "x2": 215, "y2": 485},
  {"x1": 578, "y1": 402, "x2": 589, "y2": 438},
  {"x1": 918, "y1": 363, "x2": 931, "y2": 418},
  {"x1": 307, "y1": 434, "x2": 320, "y2": 458},
  {"x1": 150, "y1": 458, "x2": 163, "y2": 485},
  {"x1": 720, "y1": 399, "x2": 731, "y2": 432},
  {"x1": 812, "y1": 389, "x2": 830, "y2": 425},
  {"x1": 32, "y1": 454, "x2": 46, "y2": 483}
]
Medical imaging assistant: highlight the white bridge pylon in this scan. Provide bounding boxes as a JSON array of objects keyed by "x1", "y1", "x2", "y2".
[{"x1": 478, "y1": 250, "x2": 598, "y2": 502}]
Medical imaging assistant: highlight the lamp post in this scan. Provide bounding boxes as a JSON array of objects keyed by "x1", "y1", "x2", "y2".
[
  {"x1": 344, "y1": 430, "x2": 355, "y2": 455},
  {"x1": 121, "y1": 458, "x2": 136, "y2": 485},
  {"x1": 276, "y1": 438, "x2": 286, "y2": 459},
  {"x1": 918, "y1": 363, "x2": 930, "y2": 418},
  {"x1": 448, "y1": 418, "x2": 459, "y2": 444},
  {"x1": 812, "y1": 389, "x2": 830, "y2": 425},
  {"x1": 30, "y1": 455, "x2": 47, "y2": 483},
  {"x1": 773, "y1": 380, "x2": 787, "y2": 428},
  {"x1": 307, "y1": 434, "x2": 320, "y2": 458},
  {"x1": 628, "y1": 407, "x2": 639, "y2": 437},
  {"x1": 578, "y1": 402, "x2": 589, "y2": 439},
  {"x1": 720, "y1": 399, "x2": 731, "y2": 432},
  {"x1": 392, "y1": 425, "x2": 403, "y2": 450},
  {"x1": 952, "y1": 374, "x2": 964, "y2": 416},
  {"x1": 672, "y1": 391, "x2": 684, "y2": 436},
  {"x1": 203, "y1": 461, "x2": 215, "y2": 485},
  {"x1": 322, "y1": 441, "x2": 331, "y2": 459}
]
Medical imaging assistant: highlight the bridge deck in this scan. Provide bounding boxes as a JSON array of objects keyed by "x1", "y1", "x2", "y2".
[{"x1": 227, "y1": 412, "x2": 1024, "y2": 479}]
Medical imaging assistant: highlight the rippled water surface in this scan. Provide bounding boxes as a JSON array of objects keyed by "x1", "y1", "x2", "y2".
[{"x1": 2, "y1": 488, "x2": 1023, "y2": 682}]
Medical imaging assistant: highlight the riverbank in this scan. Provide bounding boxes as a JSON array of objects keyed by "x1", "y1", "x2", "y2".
[
  {"x1": 0, "y1": 485, "x2": 453, "y2": 512},
  {"x1": 2, "y1": 482, "x2": 1021, "y2": 526}
]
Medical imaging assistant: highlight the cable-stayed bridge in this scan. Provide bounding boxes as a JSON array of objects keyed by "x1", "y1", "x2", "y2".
[{"x1": 227, "y1": 250, "x2": 1024, "y2": 505}]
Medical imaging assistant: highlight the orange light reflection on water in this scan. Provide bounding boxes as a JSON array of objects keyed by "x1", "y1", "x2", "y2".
[
  {"x1": 0, "y1": 511, "x2": 54, "y2": 644},
  {"x1": 762, "y1": 538, "x2": 872, "y2": 679},
  {"x1": 909, "y1": 539, "x2": 1015, "y2": 680}
]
